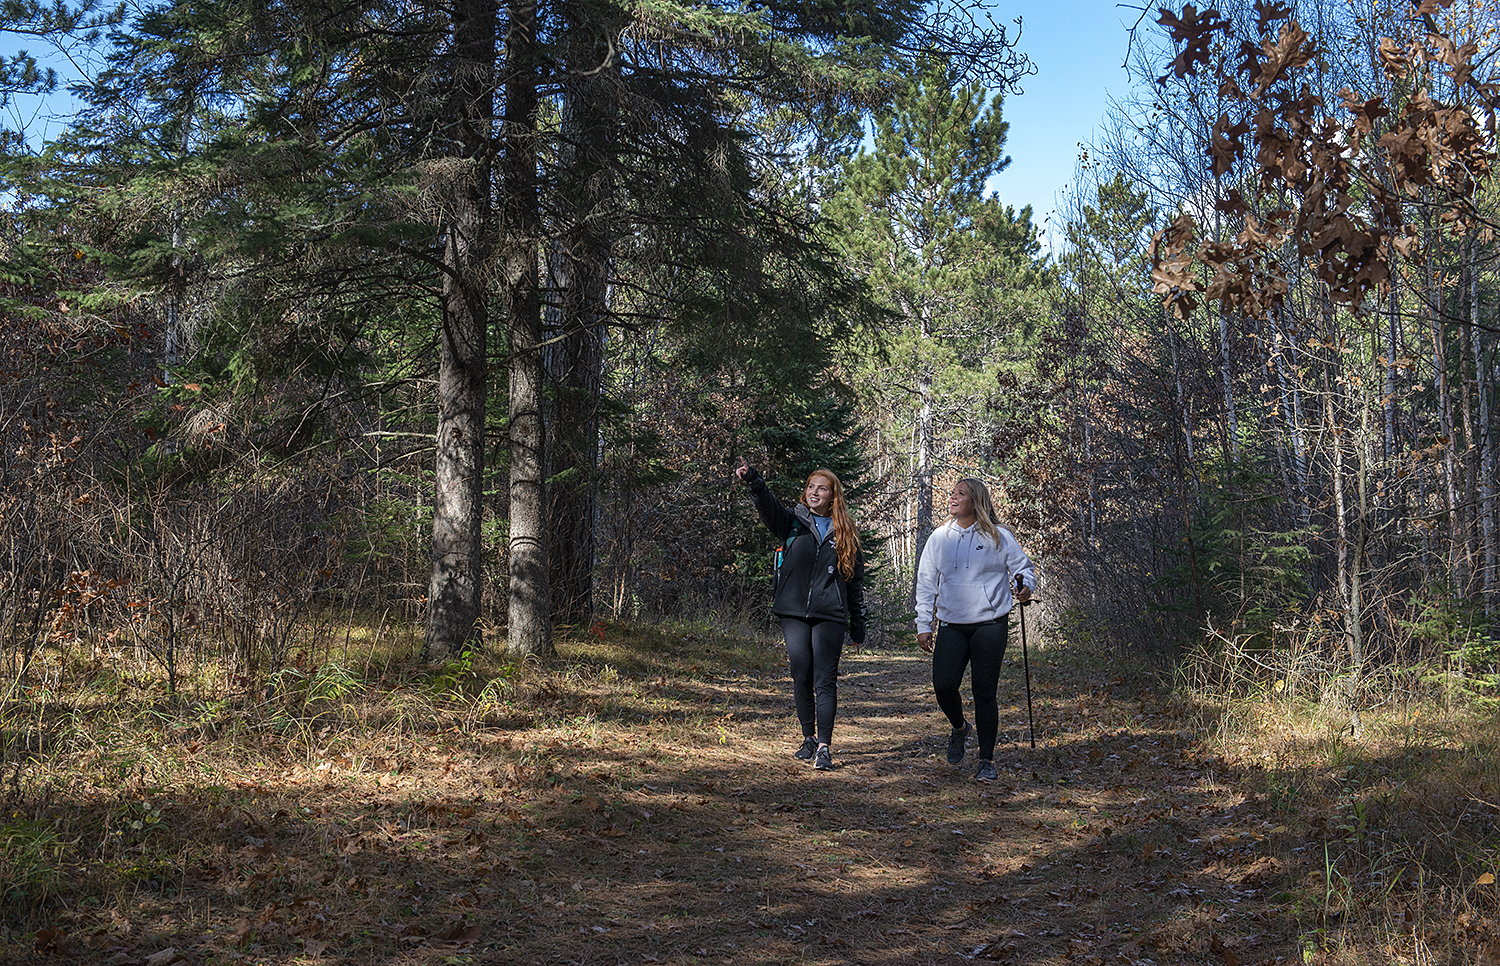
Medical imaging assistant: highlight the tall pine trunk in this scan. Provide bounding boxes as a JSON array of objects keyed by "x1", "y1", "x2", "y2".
[
  {"x1": 546, "y1": 6, "x2": 620, "y2": 627},
  {"x1": 425, "y1": 0, "x2": 496, "y2": 661},
  {"x1": 502, "y1": 0, "x2": 552, "y2": 659}
]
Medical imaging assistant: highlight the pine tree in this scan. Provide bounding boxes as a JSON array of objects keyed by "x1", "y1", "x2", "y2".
[
  {"x1": 826, "y1": 50, "x2": 1047, "y2": 584},
  {"x1": 525, "y1": 0, "x2": 1032, "y2": 639},
  {"x1": 11, "y1": 0, "x2": 498, "y2": 659},
  {"x1": 4, "y1": 0, "x2": 1035, "y2": 663},
  {"x1": 0, "y1": 1, "x2": 120, "y2": 122},
  {"x1": 428, "y1": 0, "x2": 496, "y2": 659}
]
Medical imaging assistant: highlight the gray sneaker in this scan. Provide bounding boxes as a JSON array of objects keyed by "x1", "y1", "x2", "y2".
[
  {"x1": 813, "y1": 745, "x2": 833, "y2": 770},
  {"x1": 795, "y1": 737, "x2": 817, "y2": 760},
  {"x1": 974, "y1": 759, "x2": 998, "y2": 783},
  {"x1": 946, "y1": 723, "x2": 971, "y2": 765}
]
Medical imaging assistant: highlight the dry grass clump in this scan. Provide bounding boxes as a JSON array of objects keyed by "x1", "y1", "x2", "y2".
[{"x1": 1180, "y1": 639, "x2": 1500, "y2": 966}]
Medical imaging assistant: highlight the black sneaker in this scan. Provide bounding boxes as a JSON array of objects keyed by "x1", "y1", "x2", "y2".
[
  {"x1": 947, "y1": 722, "x2": 971, "y2": 765},
  {"x1": 974, "y1": 759, "x2": 998, "y2": 783},
  {"x1": 795, "y1": 737, "x2": 817, "y2": 760},
  {"x1": 813, "y1": 745, "x2": 833, "y2": 770}
]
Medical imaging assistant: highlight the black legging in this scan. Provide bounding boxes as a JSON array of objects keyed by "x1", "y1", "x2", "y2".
[
  {"x1": 779, "y1": 616, "x2": 845, "y2": 745},
  {"x1": 932, "y1": 617, "x2": 1009, "y2": 760}
]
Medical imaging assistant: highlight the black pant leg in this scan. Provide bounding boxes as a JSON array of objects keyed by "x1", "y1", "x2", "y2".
[
  {"x1": 931, "y1": 623, "x2": 972, "y2": 730},
  {"x1": 780, "y1": 617, "x2": 816, "y2": 738},
  {"x1": 967, "y1": 618, "x2": 1009, "y2": 759},
  {"x1": 807, "y1": 619, "x2": 845, "y2": 745}
]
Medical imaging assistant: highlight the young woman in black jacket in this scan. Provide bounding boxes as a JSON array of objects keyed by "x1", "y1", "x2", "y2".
[{"x1": 736, "y1": 457, "x2": 866, "y2": 770}]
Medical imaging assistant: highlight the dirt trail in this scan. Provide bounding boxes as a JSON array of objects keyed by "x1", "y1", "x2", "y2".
[
  {"x1": 32, "y1": 633, "x2": 1307, "y2": 966},
  {"x1": 484, "y1": 641, "x2": 1301, "y2": 965}
]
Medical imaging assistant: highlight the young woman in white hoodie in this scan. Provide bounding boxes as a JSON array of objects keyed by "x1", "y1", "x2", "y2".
[{"x1": 914, "y1": 478, "x2": 1035, "y2": 783}]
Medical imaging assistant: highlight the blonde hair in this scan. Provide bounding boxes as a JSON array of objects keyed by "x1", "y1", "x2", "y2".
[
  {"x1": 806, "y1": 468, "x2": 862, "y2": 579},
  {"x1": 955, "y1": 477, "x2": 1003, "y2": 547}
]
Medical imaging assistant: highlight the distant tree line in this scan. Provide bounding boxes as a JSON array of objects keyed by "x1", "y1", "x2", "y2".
[
  {"x1": 0, "y1": 0, "x2": 1043, "y2": 686},
  {"x1": 3, "y1": 0, "x2": 1493, "y2": 710},
  {"x1": 1046, "y1": 0, "x2": 1499, "y2": 702}
]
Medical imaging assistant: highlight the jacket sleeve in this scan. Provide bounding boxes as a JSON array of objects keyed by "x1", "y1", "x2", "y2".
[
  {"x1": 846, "y1": 551, "x2": 867, "y2": 644},
  {"x1": 745, "y1": 474, "x2": 796, "y2": 542},
  {"x1": 913, "y1": 528, "x2": 942, "y2": 634}
]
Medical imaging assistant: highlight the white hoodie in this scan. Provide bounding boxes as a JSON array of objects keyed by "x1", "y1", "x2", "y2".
[{"x1": 914, "y1": 519, "x2": 1036, "y2": 634}]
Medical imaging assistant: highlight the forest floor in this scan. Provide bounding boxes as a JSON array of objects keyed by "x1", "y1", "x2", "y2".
[{"x1": 7, "y1": 620, "x2": 1499, "y2": 965}]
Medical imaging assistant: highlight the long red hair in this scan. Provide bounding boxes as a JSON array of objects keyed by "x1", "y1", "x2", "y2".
[{"x1": 806, "y1": 469, "x2": 861, "y2": 579}]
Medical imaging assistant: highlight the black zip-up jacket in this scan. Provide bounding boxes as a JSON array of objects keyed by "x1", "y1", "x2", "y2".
[{"x1": 743, "y1": 470, "x2": 866, "y2": 643}]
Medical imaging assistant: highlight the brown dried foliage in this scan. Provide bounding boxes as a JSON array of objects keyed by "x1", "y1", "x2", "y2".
[{"x1": 1149, "y1": 0, "x2": 1498, "y2": 321}]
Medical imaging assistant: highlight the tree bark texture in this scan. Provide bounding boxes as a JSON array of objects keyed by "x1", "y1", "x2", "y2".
[
  {"x1": 425, "y1": 0, "x2": 496, "y2": 661},
  {"x1": 503, "y1": 0, "x2": 552, "y2": 659},
  {"x1": 545, "y1": 7, "x2": 621, "y2": 627}
]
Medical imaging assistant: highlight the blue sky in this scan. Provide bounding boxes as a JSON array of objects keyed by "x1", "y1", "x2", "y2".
[{"x1": 983, "y1": 1, "x2": 1149, "y2": 247}]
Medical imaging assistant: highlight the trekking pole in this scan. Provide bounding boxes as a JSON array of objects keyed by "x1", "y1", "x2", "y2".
[{"x1": 1016, "y1": 574, "x2": 1036, "y2": 749}]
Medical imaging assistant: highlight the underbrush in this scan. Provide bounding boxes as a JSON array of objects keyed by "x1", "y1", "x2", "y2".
[{"x1": 1179, "y1": 638, "x2": 1500, "y2": 966}]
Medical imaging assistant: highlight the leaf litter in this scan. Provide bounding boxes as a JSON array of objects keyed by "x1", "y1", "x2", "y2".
[{"x1": 7, "y1": 623, "x2": 1497, "y2": 964}]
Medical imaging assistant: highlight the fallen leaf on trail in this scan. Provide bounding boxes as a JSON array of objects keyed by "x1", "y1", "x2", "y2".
[
  {"x1": 1237, "y1": 856, "x2": 1286, "y2": 888},
  {"x1": 971, "y1": 937, "x2": 1020, "y2": 959},
  {"x1": 434, "y1": 918, "x2": 482, "y2": 943},
  {"x1": 34, "y1": 927, "x2": 79, "y2": 956},
  {"x1": 1211, "y1": 934, "x2": 1241, "y2": 966}
]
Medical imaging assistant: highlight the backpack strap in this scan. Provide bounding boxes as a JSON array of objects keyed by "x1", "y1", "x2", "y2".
[{"x1": 773, "y1": 519, "x2": 806, "y2": 582}]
